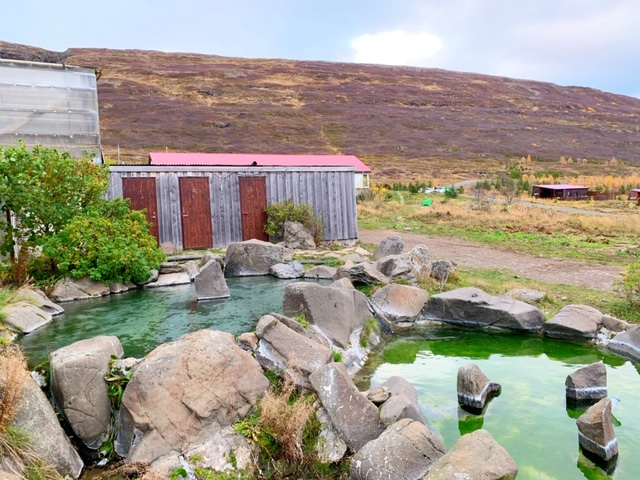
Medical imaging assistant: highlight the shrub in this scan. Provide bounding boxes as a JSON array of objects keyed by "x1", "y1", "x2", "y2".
[
  {"x1": 616, "y1": 261, "x2": 640, "y2": 306},
  {"x1": 264, "y1": 199, "x2": 323, "y2": 244},
  {"x1": 41, "y1": 198, "x2": 165, "y2": 284}
]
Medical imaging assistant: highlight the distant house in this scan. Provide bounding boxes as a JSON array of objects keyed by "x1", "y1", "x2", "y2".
[
  {"x1": 147, "y1": 152, "x2": 372, "y2": 189},
  {"x1": 107, "y1": 152, "x2": 368, "y2": 250},
  {"x1": 532, "y1": 184, "x2": 589, "y2": 200},
  {"x1": 627, "y1": 189, "x2": 640, "y2": 200}
]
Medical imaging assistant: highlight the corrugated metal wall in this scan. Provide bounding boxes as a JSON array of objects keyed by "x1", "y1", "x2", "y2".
[
  {"x1": 107, "y1": 166, "x2": 358, "y2": 249},
  {"x1": 0, "y1": 59, "x2": 101, "y2": 161}
]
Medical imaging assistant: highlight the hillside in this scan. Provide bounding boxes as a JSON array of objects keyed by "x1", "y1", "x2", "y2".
[{"x1": 2, "y1": 41, "x2": 640, "y2": 182}]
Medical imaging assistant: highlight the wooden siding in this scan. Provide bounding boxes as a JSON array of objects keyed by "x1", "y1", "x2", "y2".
[{"x1": 107, "y1": 166, "x2": 358, "y2": 250}]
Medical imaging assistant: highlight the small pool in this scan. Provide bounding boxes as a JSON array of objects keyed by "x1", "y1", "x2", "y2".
[
  {"x1": 355, "y1": 326, "x2": 640, "y2": 480},
  {"x1": 20, "y1": 276, "x2": 318, "y2": 368}
]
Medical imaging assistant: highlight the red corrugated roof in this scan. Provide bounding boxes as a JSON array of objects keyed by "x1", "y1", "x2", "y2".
[
  {"x1": 148, "y1": 152, "x2": 371, "y2": 173},
  {"x1": 533, "y1": 184, "x2": 588, "y2": 190}
]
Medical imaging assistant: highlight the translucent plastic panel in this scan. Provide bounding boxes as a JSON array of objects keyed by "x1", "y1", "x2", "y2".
[
  {"x1": 0, "y1": 62, "x2": 97, "y2": 90},
  {"x1": 0, "y1": 84, "x2": 98, "y2": 111},
  {"x1": 0, "y1": 110, "x2": 99, "y2": 135}
]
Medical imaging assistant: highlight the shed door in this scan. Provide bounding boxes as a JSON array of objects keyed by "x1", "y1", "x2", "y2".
[
  {"x1": 179, "y1": 177, "x2": 213, "y2": 249},
  {"x1": 239, "y1": 177, "x2": 269, "y2": 241},
  {"x1": 122, "y1": 177, "x2": 159, "y2": 243}
]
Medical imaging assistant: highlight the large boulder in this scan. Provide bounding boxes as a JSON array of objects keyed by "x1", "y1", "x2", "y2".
[
  {"x1": 49, "y1": 276, "x2": 110, "y2": 302},
  {"x1": 370, "y1": 283, "x2": 430, "y2": 325},
  {"x1": 144, "y1": 272, "x2": 191, "y2": 288},
  {"x1": 269, "y1": 260, "x2": 305, "y2": 279},
  {"x1": 607, "y1": 324, "x2": 640, "y2": 363},
  {"x1": 13, "y1": 288, "x2": 64, "y2": 315},
  {"x1": 423, "y1": 287, "x2": 545, "y2": 332},
  {"x1": 283, "y1": 221, "x2": 316, "y2": 250},
  {"x1": 2, "y1": 301, "x2": 52, "y2": 333},
  {"x1": 309, "y1": 362, "x2": 385, "y2": 452},
  {"x1": 336, "y1": 261, "x2": 390, "y2": 286},
  {"x1": 50, "y1": 336, "x2": 124, "y2": 449},
  {"x1": 375, "y1": 254, "x2": 416, "y2": 284},
  {"x1": 565, "y1": 362, "x2": 607, "y2": 408},
  {"x1": 424, "y1": 429, "x2": 518, "y2": 480},
  {"x1": 255, "y1": 314, "x2": 332, "y2": 389},
  {"x1": 372, "y1": 235, "x2": 404, "y2": 259},
  {"x1": 194, "y1": 258, "x2": 230, "y2": 300},
  {"x1": 430, "y1": 260, "x2": 457, "y2": 284},
  {"x1": 351, "y1": 418, "x2": 445, "y2": 480},
  {"x1": 407, "y1": 244, "x2": 432, "y2": 280},
  {"x1": 457, "y1": 363, "x2": 502, "y2": 414},
  {"x1": 283, "y1": 282, "x2": 371, "y2": 349},
  {"x1": 4, "y1": 356, "x2": 84, "y2": 478},
  {"x1": 543, "y1": 304, "x2": 603, "y2": 340},
  {"x1": 377, "y1": 376, "x2": 425, "y2": 426},
  {"x1": 224, "y1": 239, "x2": 289, "y2": 277},
  {"x1": 304, "y1": 265, "x2": 337, "y2": 279},
  {"x1": 116, "y1": 330, "x2": 270, "y2": 466},
  {"x1": 576, "y1": 398, "x2": 618, "y2": 465}
]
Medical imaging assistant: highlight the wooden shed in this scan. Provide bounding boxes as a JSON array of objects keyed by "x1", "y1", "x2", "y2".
[
  {"x1": 627, "y1": 189, "x2": 640, "y2": 200},
  {"x1": 531, "y1": 184, "x2": 589, "y2": 200},
  {"x1": 107, "y1": 163, "x2": 359, "y2": 250}
]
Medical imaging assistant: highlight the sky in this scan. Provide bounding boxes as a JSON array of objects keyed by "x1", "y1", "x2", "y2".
[{"x1": 3, "y1": 0, "x2": 640, "y2": 98}]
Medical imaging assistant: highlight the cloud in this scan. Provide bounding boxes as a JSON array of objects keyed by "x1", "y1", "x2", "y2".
[{"x1": 349, "y1": 30, "x2": 443, "y2": 67}]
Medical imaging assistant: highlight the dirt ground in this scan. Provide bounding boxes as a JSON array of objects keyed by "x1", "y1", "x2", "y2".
[{"x1": 358, "y1": 228, "x2": 623, "y2": 291}]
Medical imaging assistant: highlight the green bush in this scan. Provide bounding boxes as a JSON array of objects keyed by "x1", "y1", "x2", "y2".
[
  {"x1": 264, "y1": 199, "x2": 323, "y2": 244},
  {"x1": 616, "y1": 261, "x2": 640, "y2": 306},
  {"x1": 41, "y1": 198, "x2": 165, "y2": 284}
]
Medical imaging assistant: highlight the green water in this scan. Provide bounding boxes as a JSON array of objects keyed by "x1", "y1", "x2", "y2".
[
  {"x1": 19, "y1": 276, "x2": 316, "y2": 368},
  {"x1": 356, "y1": 326, "x2": 640, "y2": 480}
]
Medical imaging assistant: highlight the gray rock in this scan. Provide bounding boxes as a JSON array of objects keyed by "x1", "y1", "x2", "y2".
[
  {"x1": 430, "y1": 260, "x2": 457, "y2": 284},
  {"x1": 566, "y1": 363, "x2": 607, "y2": 407},
  {"x1": 255, "y1": 314, "x2": 332, "y2": 389},
  {"x1": 376, "y1": 254, "x2": 417, "y2": 284},
  {"x1": 49, "y1": 276, "x2": 110, "y2": 302},
  {"x1": 199, "y1": 251, "x2": 225, "y2": 269},
  {"x1": 351, "y1": 418, "x2": 445, "y2": 480},
  {"x1": 602, "y1": 315, "x2": 630, "y2": 333},
  {"x1": 378, "y1": 376, "x2": 425, "y2": 426},
  {"x1": 145, "y1": 272, "x2": 191, "y2": 288},
  {"x1": 331, "y1": 277, "x2": 356, "y2": 290},
  {"x1": 366, "y1": 386, "x2": 391, "y2": 405},
  {"x1": 607, "y1": 324, "x2": 640, "y2": 363},
  {"x1": 224, "y1": 239, "x2": 289, "y2": 277},
  {"x1": 309, "y1": 362, "x2": 385, "y2": 452},
  {"x1": 270, "y1": 312, "x2": 330, "y2": 348},
  {"x1": 2, "y1": 301, "x2": 52, "y2": 333},
  {"x1": 457, "y1": 363, "x2": 502, "y2": 414},
  {"x1": 283, "y1": 221, "x2": 316, "y2": 250},
  {"x1": 370, "y1": 283, "x2": 429, "y2": 325},
  {"x1": 50, "y1": 336, "x2": 124, "y2": 449},
  {"x1": 336, "y1": 261, "x2": 390, "y2": 286},
  {"x1": 304, "y1": 265, "x2": 337, "y2": 279},
  {"x1": 160, "y1": 242, "x2": 179, "y2": 255},
  {"x1": 135, "y1": 269, "x2": 160, "y2": 286},
  {"x1": 424, "y1": 429, "x2": 518, "y2": 480},
  {"x1": 283, "y1": 282, "x2": 370, "y2": 349},
  {"x1": 195, "y1": 259, "x2": 230, "y2": 300},
  {"x1": 109, "y1": 281, "x2": 137, "y2": 294},
  {"x1": 13, "y1": 288, "x2": 64, "y2": 315},
  {"x1": 507, "y1": 288, "x2": 546, "y2": 304},
  {"x1": 343, "y1": 253, "x2": 364, "y2": 263},
  {"x1": 159, "y1": 262, "x2": 184, "y2": 274},
  {"x1": 116, "y1": 330, "x2": 269, "y2": 464},
  {"x1": 269, "y1": 260, "x2": 305, "y2": 279},
  {"x1": 543, "y1": 304, "x2": 603, "y2": 340},
  {"x1": 407, "y1": 244, "x2": 432, "y2": 281},
  {"x1": 577, "y1": 398, "x2": 618, "y2": 463},
  {"x1": 373, "y1": 235, "x2": 404, "y2": 259},
  {"x1": 315, "y1": 406, "x2": 348, "y2": 463},
  {"x1": 423, "y1": 287, "x2": 545, "y2": 332},
  {"x1": 184, "y1": 260, "x2": 201, "y2": 280},
  {"x1": 237, "y1": 332, "x2": 259, "y2": 352},
  {"x1": 6, "y1": 359, "x2": 84, "y2": 478}
]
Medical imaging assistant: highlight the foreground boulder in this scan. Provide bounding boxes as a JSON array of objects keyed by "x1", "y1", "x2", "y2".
[
  {"x1": 283, "y1": 282, "x2": 371, "y2": 349},
  {"x1": 255, "y1": 314, "x2": 332, "y2": 389},
  {"x1": 309, "y1": 362, "x2": 385, "y2": 452},
  {"x1": 543, "y1": 304, "x2": 603, "y2": 340},
  {"x1": 457, "y1": 363, "x2": 502, "y2": 414},
  {"x1": 377, "y1": 376, "x2": 425, "y2": 426},
  {"x1": 224, "y1": 239, "x2": 289, "y2": 277},
  {"x1": 351, "y1": 418, "x2": 445, "y2": 480},
  {"x1": 607, "y1": 324, "x2": 640, "y2": 363},
  {"x1": 194, "y1": 258, "x2": 230, "y2": 300},
  {"x1": 116, "y1": 330, "x2": 270, "y2": 467},
  {"x1": 2, "y1": 301, "x2": 52, "y2": 333},
  {"x1": 565, "y1": 362, "x2": 607, "y2": 408},
  {"x1": 423, "y1": 287, "x2": 545, "y2": 332},
  {"x1": 370, "y1": 283, "x2": 429, "y2": 326},
  {"x1": 576, "y1": 398, "x2": 618, "y2": 467},
  {"x1": 50, "y1": 336, "x2": 124, "y2": 449},
  {"x1": 12, "y1": 288, "x2": 64, "y2": 315},
  {"x1": 4, "y1": 357, "x2": 83, "y2": 478},
  {"x1": 424, "y1": 429, "x2": 518, "y2": 480}
]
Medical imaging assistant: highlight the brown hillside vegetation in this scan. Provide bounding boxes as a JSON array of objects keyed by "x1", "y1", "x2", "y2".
[{"x1": 2, "y1": 41, "x2": 640, "y2": 182}]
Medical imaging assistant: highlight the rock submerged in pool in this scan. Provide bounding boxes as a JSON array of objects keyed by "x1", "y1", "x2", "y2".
[
  {"x1": 457, "y1": 363, "x2": 502, "y2": 414},
  {"x1": 565, "y1": 362, "x2": 607, "y2": 408},
  {"x1": 576, "y1": 397, "x2": 618, "y2": 470}
]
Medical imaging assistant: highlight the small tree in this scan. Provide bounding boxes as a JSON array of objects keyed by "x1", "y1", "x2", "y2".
[{"x1": 616, "y1": 261, "x2": 640, "y2": 307}]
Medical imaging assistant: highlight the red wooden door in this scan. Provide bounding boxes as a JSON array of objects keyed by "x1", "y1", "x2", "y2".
[
  {"x1": 239, "y1": 177, "x2": 268, "y2": 241},
  {"x1": 179, "y1": 177, "x2": 214, "y2": 249},
  {"x1": 122, "y1": 177, "x2": 160, "y2": 243}
]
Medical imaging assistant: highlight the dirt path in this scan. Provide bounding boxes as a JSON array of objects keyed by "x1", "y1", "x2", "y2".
[{"x1": 358, "y1": 228, "x2": 623, "y2": 291}]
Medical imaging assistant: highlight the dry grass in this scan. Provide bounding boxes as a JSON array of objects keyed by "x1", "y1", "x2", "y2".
[{"x1": 0, "y1": 345, "x2": 28, "y2": 431}]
